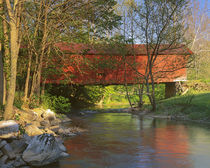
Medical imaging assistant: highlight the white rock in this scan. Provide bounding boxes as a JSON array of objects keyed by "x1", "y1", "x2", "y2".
[
  {"x1": 43, "y1": 109, "x2": 56, "y2": 121},
  {"x1": 0, "y1": 120, "x2": 19, "y2": 139}
]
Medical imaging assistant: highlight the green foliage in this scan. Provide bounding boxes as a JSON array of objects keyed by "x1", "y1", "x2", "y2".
[
  {"x1": 19, "y1": 124, "x2": 26, "y2": 135},
  {"x1": 155, "y1": 84, "x2": 165, "y2": 101},
  {"x1": 0, "y1": 104, "x2": 4, "y2": 111},
  {"x1": 156, "y1": 91, "x2": 210, "y2": 121},
  {"x1": 14, "y1": 114, "x2": 20, "y2": 121},
  {"x1": 14, "y1": 92, "x2": 24, "y2": 109},
  {"x1": 28, "y1": 94, "x2": 40, "y2": 109},
  {"x1": 0, "y1": 105, "x2": 4, "y2": 120},
  {"x1": 186, "y1": 80, "x2": 210, "y2": 92},
  {"x1": 73, "y1": 84, "x2": 165, "y2": 107},
  {"x1": 41, "y1": 94, "x2": 71, "y2": 114},
  {"x1": 51, "y1": 96, "x2": 71, "y2": 114},
  {"x1": 83, "y1": 86, "x2": 105, "y2": 104},
  {"x1": 103, "y1": 85, "x2": 129, "y2": 105}
]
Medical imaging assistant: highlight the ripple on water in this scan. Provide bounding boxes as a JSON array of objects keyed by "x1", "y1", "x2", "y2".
[{"x1": 45, "y1": 112, "x2": 210, "y2": 168}]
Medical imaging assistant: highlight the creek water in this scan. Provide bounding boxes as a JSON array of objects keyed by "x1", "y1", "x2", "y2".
[{"x1": 47, "y1": 111, "x2": 210, "y2": 168}]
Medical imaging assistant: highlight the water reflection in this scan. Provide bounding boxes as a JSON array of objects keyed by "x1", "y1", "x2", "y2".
[
  {"x1": 48, "y1": 113, "x2": 210, "y2": 168},
  {"x1": 138, "y1": 118, "x2": 192, "y2": 168}
]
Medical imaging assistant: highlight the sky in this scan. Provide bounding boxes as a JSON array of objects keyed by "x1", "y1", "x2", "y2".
[
  {"x1": 133, "y1": 0, "x2": 210, "y2": 14},
  {"x1": 198, "y1": 0, "x2": 210, "y2": 14}
]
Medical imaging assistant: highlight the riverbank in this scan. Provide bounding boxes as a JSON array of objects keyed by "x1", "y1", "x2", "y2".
[
  {"x1": 125, "y1": 80, "x2": 210, "y2": 124},
  {"x1": 154, "y1": 91, "x2": 210, "y2": 122},
  {"x1": 0, "y1": 107, "x2": 85, "y2": 167},
  {"x1": 84, "y1": 90, "x2": 210, "y2": 124}
]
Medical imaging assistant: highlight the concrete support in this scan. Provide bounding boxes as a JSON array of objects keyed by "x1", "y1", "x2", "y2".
[{"x1": 165, "y1": 82, "x2": 176, "y2": 99}]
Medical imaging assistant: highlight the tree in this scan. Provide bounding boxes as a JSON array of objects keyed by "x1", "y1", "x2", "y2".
[
  {"x1": 3, "y1": 0, "x2": 23, "y2": 119},
  {"x1": 20, "y1": 0, "x2": 121, "y2": 103},
  {"x1": 0, "y1": 0, "x2": 11, "y2": 107},
  {"x1": 132, "y1": 0, "x2": 190, "y2": 111},
  {"x1": 185, "y1": 0, "x2": 210, "y2": 79},
  {"x1": 0, "y1": 0, "x2": 3, "y2": 106}
]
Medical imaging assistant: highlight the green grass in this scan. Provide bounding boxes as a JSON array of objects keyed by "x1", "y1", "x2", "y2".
[{"x1": 156, "y1": 91, "x2": 210, "y2": 121}]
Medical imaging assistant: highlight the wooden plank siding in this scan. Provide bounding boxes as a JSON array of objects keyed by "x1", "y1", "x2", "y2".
[{"x1": 44, "y1": 43, "x2": 192, "y2": 85}]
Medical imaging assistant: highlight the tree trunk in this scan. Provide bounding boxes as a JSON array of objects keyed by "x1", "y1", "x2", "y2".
[
  {"x1": 4, "y1": 23, "x2": 19, "y2": 119},
  {"x1": 24, "y1": 50, "x2": 32, "y2": 102},
  {"x1": 0, "y1": 44, "x2": 3, "y2": 105},
  {"x1": 30, "y1": 62, "x2": 38, "y2": 98},
  {"x1": 150, "y1": 70, "x2": 156, "y2": 111},
  {"x1": 138, "y1": 83, "x2": 144, "y2": 108},
  {"x1": 41, "y1": 46, "x2": 50, "y2": 96},
  {"x1": 36, "y1": 1, "x2": 48, "y2": 98},
  {"x1": 36, "y1": 45, "x2": 45, "y2": 97},
  {"x1": 123, "y1": 54, "x2": 133, "y2": 108},
  {"x1": 0, "y1": 0, "x2": 3, "y2": 105},
  {"x1": 30, "y1": 0, "x2": 48, "y2": 99},
  {"x1": 3, "y1": 11, "x2": 10, "y2": 103},
  {"x1": 41, "y1": 79, "x2": 46, "y2": 96},
  {"x1": 150, "y1": 83, "x2": 156, "y2": 112},
  {"x1": 3, "y1": 74, "x2": 6, "y2": 105}
]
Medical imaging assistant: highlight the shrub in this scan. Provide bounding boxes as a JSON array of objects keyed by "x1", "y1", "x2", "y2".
[
  {"x1": 41, "y1": 94, "x2": 71, "y2": 114},
  {"x1": 14, "y1": 92, "x2": 24, "y2": 109},
  {"x1": 28, "y1": 94, "x2": 40, "y2": 109},
  {"x1": 51, "y1": 96, "x2": 71, "y2": 114}
]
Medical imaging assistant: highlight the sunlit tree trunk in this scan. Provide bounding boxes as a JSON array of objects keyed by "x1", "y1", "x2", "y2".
[
  {"x1": 0, "y1": 44, "x2": 3, "y2": 106},
  {"x1": 4, "y1": 0, "x2": 22, "y2": 120},
  {"x1": 4, "y1": 24, "x2": 19, "y2": 119},
  {"x1": 3, "y1": 14, "x2": 10, "y2": 104},
  {"x1": 0, "y1": 0, "x2": 3, "y2": 105}
]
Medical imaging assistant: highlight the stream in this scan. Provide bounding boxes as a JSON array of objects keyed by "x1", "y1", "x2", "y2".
[{"x1": 46, "y1": 110, "x2": 210, "y2": 168}]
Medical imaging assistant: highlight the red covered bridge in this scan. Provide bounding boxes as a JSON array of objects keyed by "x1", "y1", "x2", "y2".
[{"x1": 45, "y1": 43, "x2": 193, "y2": 98}]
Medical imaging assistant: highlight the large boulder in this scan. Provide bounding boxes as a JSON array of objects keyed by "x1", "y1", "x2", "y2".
[
  {"x1": 0, "y1": 150, "x2": 3, "y2": 157},
  {"x1": 22, "y1": 133, "x2": 69, "y2": 166},
  {"x1": 50, "y1": 119, "x2": 61, "y2": 126},
  {"x1": 0, "y1": 120, "x2": 19, "y2": 139},
  {"x1": 31, "y1": 108, "x2": 46, "y2": 121},
  {"x1": 13, "y1": 156, "x2": 27, "y2": 167},
  {"x1": 9, "y1": 139, "x2": 28, "y2": 154},
  {"x1": 14, "y1": 107, "x2": 38, "y2": 123},
  {"x1": 40, "y1": 120, "x2": 51, "y2": 127},
  {"x1": 43, "y1": 128, "x2": 57, "y2": 136},
  {"x1": 0, "y1": 155, "x2": 8, "y2": 165},
  {"x1": 42, "y1": 109, "x2": 56, "y2": 122},
  {"x1": 24, "y1": 125, "x2": 43, "y2": 136},
  {"x1": 0, "y1": 140, "x2": 7, "y2": 148},
  {"x1": 1, "y1": 143, "x2": 16, "y2": 159}
]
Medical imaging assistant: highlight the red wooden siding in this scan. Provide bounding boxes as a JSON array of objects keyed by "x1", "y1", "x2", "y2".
[{"x1": 45, "y1": 43, "x2": 192, "y2": 85}]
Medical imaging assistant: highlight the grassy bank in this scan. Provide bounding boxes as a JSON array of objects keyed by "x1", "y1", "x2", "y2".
[{"x1": 156, "y1": 91, "x2": 210, "y2": 121}]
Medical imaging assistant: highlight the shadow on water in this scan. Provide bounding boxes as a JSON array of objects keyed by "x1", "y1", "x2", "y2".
[
  {"x1": 47, "y1": 112, "x2": 210, "y2": 168},
  {"x1": 71, "y1": 104, "x2": 131, "y2": 115}
]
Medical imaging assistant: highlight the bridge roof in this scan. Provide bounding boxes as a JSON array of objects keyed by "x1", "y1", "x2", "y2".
[{"x1": 55, "y1": 42, "x2": 193, "y2": 56}]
